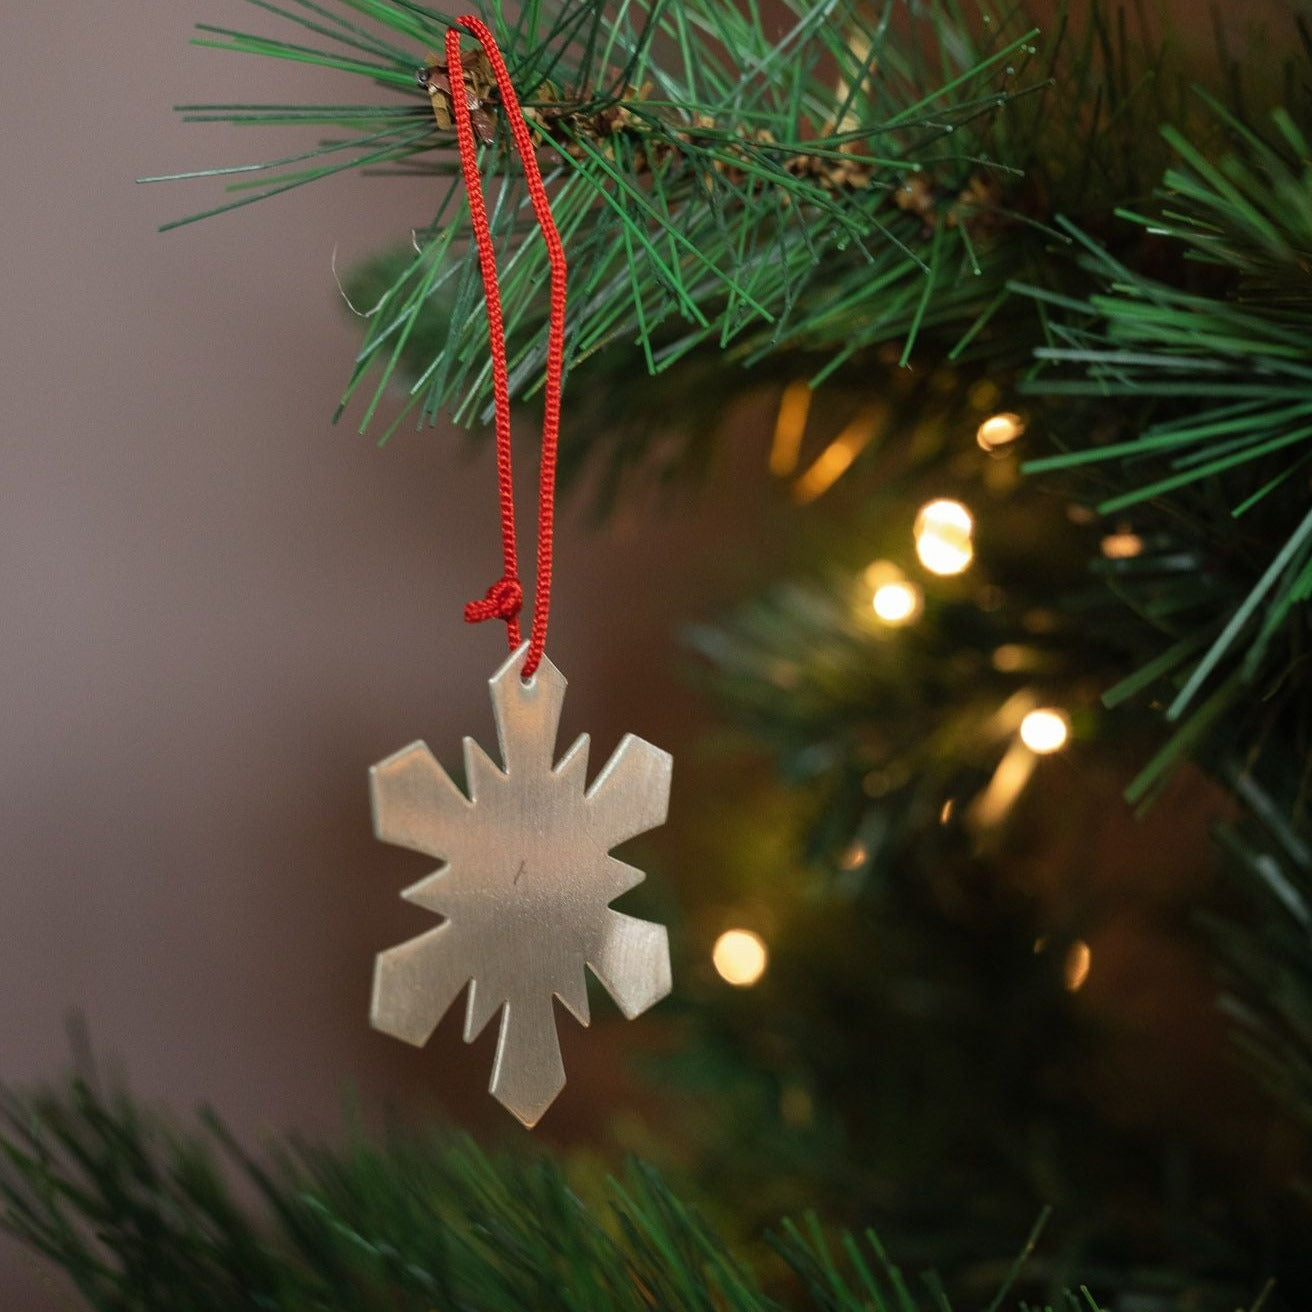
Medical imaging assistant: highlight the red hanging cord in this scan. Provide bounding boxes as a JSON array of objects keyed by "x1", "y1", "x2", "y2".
[{"x1": 446, "y1": 15, "x2": 566, "y2": 679}]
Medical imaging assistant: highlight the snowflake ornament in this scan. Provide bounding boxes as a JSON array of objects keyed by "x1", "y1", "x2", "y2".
[{"x1": 369, "y1": 644, "x2": 673, "y2": 1126}]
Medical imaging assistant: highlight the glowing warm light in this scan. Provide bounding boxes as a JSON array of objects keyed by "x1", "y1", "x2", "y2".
[
  {"x1": 939, "y1": 798, "x2": 955, "y2": 824},
  {"x1": 770, "y1": 381, "x2": 812, "y2": 477},
  {"x1": 967, "y1": 740, "x2": 1036, "y2": 828},
  {"x1": 1019, "y1": 708, "x2": 1071, "y2": 754},
  {"x1": 792, "y1": 408, "x2": 882, "y2": 503},
  {"x1": 1064, "y1": 940, "x2": 1092, "y2": 991},
  {"x1": 872, "y1": 580, "x2": 922, "y2": 625},
  {"x1": 991, "y1": 644, "x2": 1027, "y2": 673},
  {"x1": 976, "y1": 412, "x2": 1025, "y2": 451},
  {"x1": 712, "y1": 929, "x2": 769, "y2": 987},
  {"x1": 839, "y1": 842, "x2": 869, "y2": 871},
  {"x1": 914, "y1": 499, "x2": 974, "y2": 575},
  {"x1": 1101, "y1": 531, "x2": 1144, "y2": 560}
]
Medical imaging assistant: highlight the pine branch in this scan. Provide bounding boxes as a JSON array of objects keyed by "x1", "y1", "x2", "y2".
[
  {"x1": 310, "y1": 0, "x2": 1216, "y2": 509},
  {"x1": 1207, "y1": 768, "x2": 1312, "y2": 1142},
  {"x1": 0, "y1": 1066, "x2": 1085, "y2": 1311},
  {"x1": 147, "y1": 0, "x2": 1052, "y2": 437},
  {"x1": 1019, "y1": 96, "x2": 1312, "y2": 804}
]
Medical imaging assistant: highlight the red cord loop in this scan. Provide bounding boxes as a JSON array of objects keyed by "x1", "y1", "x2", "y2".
[
  {"x1": 447, "y1": 15, "x2": 566, "y2": 678},
  {"x1": 463, "y1": 575, "x2": 523, "y2": 624}
]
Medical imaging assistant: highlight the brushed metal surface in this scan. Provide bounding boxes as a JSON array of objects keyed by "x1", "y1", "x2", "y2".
[{"x1": 369, "y1": 643, "x2": 673, "y2": 1127}]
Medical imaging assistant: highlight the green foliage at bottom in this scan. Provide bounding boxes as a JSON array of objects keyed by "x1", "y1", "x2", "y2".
[{"x1": 0, "y1": 1067, "x2": 1097, "y2": 1312}]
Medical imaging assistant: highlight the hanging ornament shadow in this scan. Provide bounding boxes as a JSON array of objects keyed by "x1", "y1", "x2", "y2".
[{"x1": 370, "y1": 644, "x2": 673, "y2": 1127}]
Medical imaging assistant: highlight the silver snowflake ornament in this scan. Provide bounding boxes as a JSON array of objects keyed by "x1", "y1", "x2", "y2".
[{"x1": 369, "y1": 643, "x2": 673, "y2": 1127}]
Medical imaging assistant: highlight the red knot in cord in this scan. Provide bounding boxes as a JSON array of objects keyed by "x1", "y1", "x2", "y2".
[{"x1": 464, "y1": 576, "x2": 523, "y2": 624}]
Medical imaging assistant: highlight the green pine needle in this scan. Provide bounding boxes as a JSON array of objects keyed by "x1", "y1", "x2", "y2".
[
  {"x1": 0, "y1": 1065, "x2": 1093, "y2": 1311},
  {"x1": 1016, "y1": 85, "x2": 1312, "y2": 787},
  {"x1": 149, "y1": 0, "x2": 1049, "y2": 432}
]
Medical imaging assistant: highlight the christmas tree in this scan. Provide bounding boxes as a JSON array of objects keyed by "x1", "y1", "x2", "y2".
[{"x1": 5, "y1": 0, "x2": 1312, "y2": 1306}]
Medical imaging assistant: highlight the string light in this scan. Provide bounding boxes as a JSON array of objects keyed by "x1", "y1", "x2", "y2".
[
  {"x1": 872, "y1": 580, "x2": 922, "y2": 625},
  {"x1": 1019, "y1": 708, "x2": 1070, "y2": 754},
  {"x1": 712, "y1": 929, "x2": 769, "y2": 987},
  {"x1": 914, "y1": 499, "x2": 974, "y2": 575},
  {"x1": 976, "y1": 412, "x2": 1025, "y2": 451}
]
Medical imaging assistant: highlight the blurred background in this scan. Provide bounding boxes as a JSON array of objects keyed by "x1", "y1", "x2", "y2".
[{"x1": 4, "y1": 1, "x2": 1312, "y2": 1308}]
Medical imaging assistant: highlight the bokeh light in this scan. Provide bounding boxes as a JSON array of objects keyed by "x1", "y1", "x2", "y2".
[
  {"x1": 872, "y1": 580, "x2": 922, "y2": 625},
  {"x1": 1101, "y1": 531, "x2": 1144, "y2": 559},
  {"x1": 1019, "y1": 708, "x2": 1071, "y2": 754},
  {"x1": 976, "y1": 412, "x2": 1025, "y2": 451},
  {"x1": 839, "y1": 842, "x2": 869, "y2": 871},
  {"x1": 712, "y1": 929, "x2": 769, "y2": 987},
  {"x1": 991, "y1": 644, "x2": 1028, "y2": 673},
  {"x1": 770, "y1": 380, "x2": 812, "y2": 477},
  {"x1": 1064, "y1": 940, "x2": 1092, "y2": 991},
  {"x1": 914, "y1": 499, "x2": 974, "y2": 575}
]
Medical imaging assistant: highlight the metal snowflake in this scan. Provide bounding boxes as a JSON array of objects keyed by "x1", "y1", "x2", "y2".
[{"x1": 369, "y1": 644, "x2": 673, "y2": 1126}]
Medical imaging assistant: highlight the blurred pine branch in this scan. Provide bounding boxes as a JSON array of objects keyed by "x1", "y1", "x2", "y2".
[
  {"x1": 0, "y1": 1064, "x2": 1093, "y2": 1311},
  {"x1": 1210, "y1": 770, "x2": 1312, "y2": 1143}
]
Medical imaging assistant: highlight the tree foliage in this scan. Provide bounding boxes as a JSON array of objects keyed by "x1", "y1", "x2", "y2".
[{"x1": 0, "y1": 1066, "x2": 1086, "y2": 1312}]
